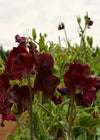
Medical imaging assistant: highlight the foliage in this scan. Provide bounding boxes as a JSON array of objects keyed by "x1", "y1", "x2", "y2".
[{"x1": 0, "y1": 13, "x2": 100, "y2": 140}]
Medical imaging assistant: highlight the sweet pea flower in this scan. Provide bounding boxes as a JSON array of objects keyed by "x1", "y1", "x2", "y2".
[{"x1": 58, "y1": 60, "x2": 97, "y2": 107}]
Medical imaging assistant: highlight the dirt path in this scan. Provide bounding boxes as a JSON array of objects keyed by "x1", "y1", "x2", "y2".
[{"x1": 0, "y1": 112, "x2": 27, "y2": 140}]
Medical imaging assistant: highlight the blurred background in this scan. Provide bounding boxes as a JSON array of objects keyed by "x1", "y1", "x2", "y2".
[{"x1": 0, "y1": 0, "x2": 100, "y2": 50}]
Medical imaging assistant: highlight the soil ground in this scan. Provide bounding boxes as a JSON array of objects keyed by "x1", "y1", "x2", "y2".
[{"x1": 0, "y1": 112, "x2": 27, "y2": 140}]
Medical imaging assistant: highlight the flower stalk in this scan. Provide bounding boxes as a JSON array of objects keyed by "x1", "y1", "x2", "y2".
[
  {"x1": 27, "y1": 75, "x2": 34, "y2": 140},
  {"x1": 67, "y1": 95, "x2": 75, "y2": 140}
]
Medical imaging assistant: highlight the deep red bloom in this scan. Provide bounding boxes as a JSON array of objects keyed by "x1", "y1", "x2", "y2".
[
  {"x1": 83, "y1": 87, "x2": 97, "y2": 102},
  {"x1": 0, "y1": 73, "x2": 10, "y2": 103},
  {"x1": 5, "y1": 44, "x2": 29, "y2": 80},
  {"x1": 11, "y1": 53, "x2": 34, "y2": 80},
  {"x1": 95, "y1": 77, "x2": 100, "y2": 91},
  {"x1": 2, "y1": 114, "x2": 16, "y2": 121},
  {"x1": 75, "y1": 85, "x2": 97, "y2": 107},
  {"x1": 7, "y1": 84, "x2": 34, "y2": 114},
  {"x1": 15, "y1": 34, "x2": 26, "y2": 44},
  {"x1": 9, "y1": 44, "x2": 28, "y2": 61},
  {"x1": 35, "y1": 52, "x2": 54, "y2": 72},
  {"x1": 57, "y1": 87, "x2": 70, "y2": 95},
  {"x1": 5, "y1": 52, "x2": 34, "y2": 80},
  {"x1": 34, "y1": 73, "x2": 60, "y2": 99},
  {"x1": 1, "y1": 114, "x2": 16, "y2": 127},
  {"x1": 0, "y1": 75, "x2": 12, "y2": 123},
  {"x1": 33, "y1": 51, "x2": 60, "y2": 99},
  {"x1": 0, "y1": 97, "x2": 15, "y2": 127},
  {"x1": 51, "y1": 95, "x2": 63, "y2": 105},
  {"x1": 58, "y1": 61, "x2": 97, "y2": 107},
  {"x1": 0, "y1": 73, "x2": 10, "y2": 91},
  {"x1": 7, "y1": 84, "x2": 33, "y2": 104},
  {"x1": 63, "y1": 63, "x2": 91, "y2": 94},
  {"x1": 75, "y1": 94, "x2": 92, "y2": 107}
]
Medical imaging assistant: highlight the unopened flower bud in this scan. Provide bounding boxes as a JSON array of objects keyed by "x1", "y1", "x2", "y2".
[
  {"x1": 58, "y1": 22, "x2": 65, "y2": 30},
  {"x1": 88, "y1": 20, "x2": 93, "y2": 26},
  {"x1": 87, "y1": 17, "x2": 93, "y2": 26},
  {"x1": 92, "y1": 111, "x2": 98, "y2": 118}
]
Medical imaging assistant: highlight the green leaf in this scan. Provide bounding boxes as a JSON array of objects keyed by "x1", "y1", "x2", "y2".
[
  {"x1": 16, "y1": 127, "x2": 22, "y2": 135},
  {"x1": 79, "y1": 113, "x2": 92, "y2": 126},
  {"x1": 88, "y1": 119, "x2": 100, "y2": 127},
  {"x1": 32, "y1": 28, "x2": 36, "y2": 41},
  {"x1": 76, "y1": 133, "x2": 86, "y2": 140}
]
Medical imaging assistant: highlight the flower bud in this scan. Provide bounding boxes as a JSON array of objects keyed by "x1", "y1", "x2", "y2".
[
  {"x1": 88, "y1": 20, "x2": 93, "y2": 26},
  {"x1": 92, "y1": 111, "x2": 98, "y2": 118},
  {"x1": 58, "y1": 22, "x2": 65, "y2": 30},
  {"x1": 87, "y1": 17, "x2": 93, "y2": 26}
]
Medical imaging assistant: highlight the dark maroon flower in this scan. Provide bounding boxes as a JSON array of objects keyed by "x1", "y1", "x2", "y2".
[
  {"x1": 58, "y1": 61, "x2": 97, "y2": 107},
  {"x1": 83, "y1": 87, "x2": 97, "y2": 102},
  {"x1": 82, "y1": 77, "x2": 97, "y2": 88},
  {"x1": 5, "y1": 44, "x2": 29, "y2": 80},
  {"x1": 75, "y1": 85, "x2": 97, "y2": 107},
  {"x1": 8, "y1": 53, "x2": 34, "y2": 80},
  {"x1": 0, "y1": 73, "x2": 10, "y2": 90},
  {"x1": 57, "y1": 87, "x2": 70, "y2": 95},
  {"x1": 1, "y1": 114, "x2": 16, "y2": 127},
  {"x1": 0, "y1": 99, "x2": 12, "y2": 115},
  {"x1": 75, "y1": 94, "x2": 92, "y2": 107},
  {"x1": 0, "y1": 97, "x2": 15, "y2": 127},
  {"x1": 7, "y1": 84, "x2": 21, "y2": 104},
  {"x1": 9, "y1": 44, "x2": 28, "y2": 61},
  {"x1": 34, "y1": 74, "x2": 60, "y2": 99},
  {"x1": 2, "y1": 114, "x2": 16, "y2": 121},
  {"x1": 63, "y1": 63, "x2": 91, "y2": 94},
  {"x1": 51, "y1": 95, "x2": 63, "y2": 105},
  {"x1": 58, "y1": 22, "x2": 65, "y2": 30},
  {"x1": 33, "y1": 51, "x2": 60, "y2": 99},
  {"x1": 7, "y1": 84, "x2": 34, "y2": 114},
  {"x1": 0, "y1": 73, "x2": 11, "y2": 103},
  {"x1": 35, "y1": 52, "x2": 54, "y2": 72},
  {"x1": 42, "y1": 75, "x2": 60, "y2": 99},
  {"x1": 95, "y1": 77, "x2": 100, "y2": 91},
  {"x1": 15, "y1": 34, "x2": 26, "y2": 44},
  {"x1": 7, "y1": 84, "x2": 33, "y2": 104}
]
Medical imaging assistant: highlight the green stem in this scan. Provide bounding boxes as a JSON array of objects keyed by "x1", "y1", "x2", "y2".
[
  {"x1": 49, "y1": 99, "x2": 52, "y2": 126},
  {"x1": 46, "y1": 100, "x2": 70, "y2": 134},
  {"x1": 27, "y1": 75, "x2": 34, "y2": 140},
  {"x1": 64, "y1": 28, "x2": 69, "y2": 48},
  {"x1": 18, "y1": 121, "x2": 30, "y2": 133},
  {"x1": 18, "y1": 121, "x2": 29, "y2": 127},
  {"x1": 37, "y1": 103, "x2": 69, "y2": 134},
  {"x1": 68, "y1": 95, "x2": 75, "y2": 140},
  {"x1": 66, "y1": 100, "x2": 71, "y2": 121},
  {"x1": 36, "y1": 112, "x2": 47, "y2": 138},
  {"x1": 39, "y1": 92, "x2": 42, "y2": 104}
]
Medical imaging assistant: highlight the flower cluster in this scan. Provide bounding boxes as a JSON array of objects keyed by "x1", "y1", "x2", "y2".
[
  {"x1": 0, "y1": 33, "x2": 99, "y2": 128},
  {"x1": 0, "y1": 35, "x2": 60, "y2": 126},
  {"x1": 58, "y1": 60, "x2": 98, "y2": 107}
]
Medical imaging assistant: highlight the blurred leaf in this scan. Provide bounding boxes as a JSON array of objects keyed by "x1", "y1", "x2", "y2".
[
  {"x1": 32, "y1": 28, "x2": 36, "y2": 41},
  {"x1": 76, "y1": 134, "x2": 86, "y2": 140}
]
